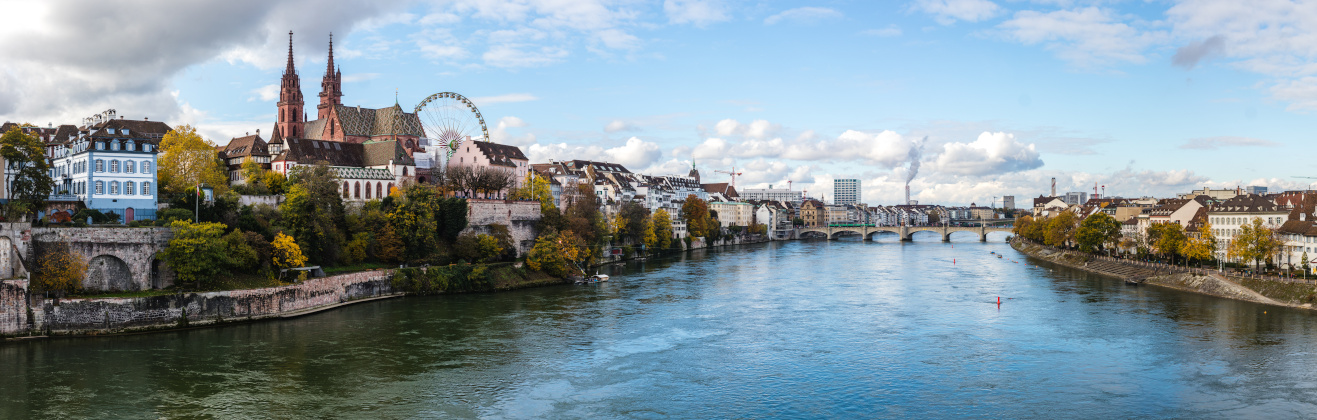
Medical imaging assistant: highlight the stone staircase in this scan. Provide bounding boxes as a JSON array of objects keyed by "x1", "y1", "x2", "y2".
[{"x1": 1082, "y1": 259, "x2": 1163, "y2": 282}]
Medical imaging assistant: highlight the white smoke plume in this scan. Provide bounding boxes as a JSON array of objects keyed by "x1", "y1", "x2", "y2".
[{"x1": 905, "y1": 136, "x2": 926, "y2": 184}]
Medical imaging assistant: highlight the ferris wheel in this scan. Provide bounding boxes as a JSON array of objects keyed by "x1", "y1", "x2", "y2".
[{"x1": 415, "y1": 92, "x2": 489, "y2": 164}]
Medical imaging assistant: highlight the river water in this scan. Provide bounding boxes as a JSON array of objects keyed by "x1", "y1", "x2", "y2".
[{"x1": 4, "y1": 236, "x2": 1317, "y2": 418}]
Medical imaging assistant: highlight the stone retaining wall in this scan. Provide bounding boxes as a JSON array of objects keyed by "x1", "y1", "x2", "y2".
[
  {"x1": 464, "y1": 199, "x2": 541, "y2": 257},
  {"x1": 18, "y1": 270, "x2": 395, "y2": 336},
  {"x1": 0, "y1": 280, "x2": 27, "y2": 335}
]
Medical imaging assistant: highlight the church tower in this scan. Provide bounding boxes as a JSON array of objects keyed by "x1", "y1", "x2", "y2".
[
  {"x1": 277, "y1": 31, "x2": 305, "y2": 139},
  {"x1": 317, "y1": 33, "x2": 343, "y2": 120}
]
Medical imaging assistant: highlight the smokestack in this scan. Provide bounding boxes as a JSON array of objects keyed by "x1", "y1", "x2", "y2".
[
  {"x1": 906, "y1": 185, "x2": 911, "y2": 205},
  {"x1": 1051, "y1": 178, "x2": 1056, "y2": 197}
]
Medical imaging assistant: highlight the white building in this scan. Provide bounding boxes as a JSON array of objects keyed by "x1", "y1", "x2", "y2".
[
  {"x1": 834, "y1": 178, "x2": 861, "y2": 206},
  {"x1": 1207, "y1": 194, "x2": 1289, "y2": 262},
  {"x1": 52, "y1": 111, "x2": 167, "y2": 222},
  {"x1": 741, "y1": 186, "x2": 803, "y2": 204}
]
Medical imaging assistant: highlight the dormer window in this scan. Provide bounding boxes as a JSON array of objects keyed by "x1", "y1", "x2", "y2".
[
  {"x1": 110, "y1": 141, "x2": 119, "y2": 151},
  {"x1": 108, "y1": 128, "x2": 116, "y2": 135},
  {"x1": 96, "y1": 142, "x2": 104, "y2": 150},
  {"x1": 126, "y1": 140, "x2": 135, "y2": 151},
  {"x1": 122, "y1": 129, "x2": 129, "y2": 135}
]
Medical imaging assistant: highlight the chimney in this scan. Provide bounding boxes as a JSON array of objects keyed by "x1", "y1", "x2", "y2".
[
  {"x1": 1051, "y1": 178, "x2": 1056, "y2": 197},
  {"x1": 905, "y1": 185, "x2": 911, "y2": 205}
]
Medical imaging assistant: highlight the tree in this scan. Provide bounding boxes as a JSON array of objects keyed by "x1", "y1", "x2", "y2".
[
  {"x1": 526, "y1": 230, "x2": 585, "y2": 277},
  {"x1": 374, "y1": 223, "x2": 404, "y2": 264},
  {"x1": 652, "y1": 208, "x2": 674, "y2": 250},
  {"x1": 616, "y1": 201, "x2": 649, "y2": 243},
  {"x1": 1180, "y1": 220, "x2": 1217, "y2": 267},
  {"x1": 1149, "y1": 222, "x2": 1188, "y2": 263},
  {"x1": 1304, "y1": 250, "x2": 1311, "y2": 275},
  {"x1": 262, "y1": 171, "x2": 287, "y2": 195},
  {"x1": 1044, "y1": 211, "x2": 1079, "y2": 248},
  {"x1": 0, "y1": 127, "x2": 54, "y2": 219},
  {"x1": 1227, "y1": 218, "x2": 1279, "y2": 270},
  {"x1": 1075, "y1": 213, "x2": 1122, "y2": 253},
  {"x1": 280, "y1": 165, "x2": 346, "y2": 264},
  {"x1": 162, "y1": 220, "x2": 232, "y2": 289},
  {"x1": 389, "y1": 183, "x2": 441, "y2": 263},
  {"x1": 32, "y1": 242, "x2": 85, "y2": 296},
  {"x1": 271, "y1": 232, "x2": 307, "y2": 269},
  {"x1": 681, "y1": 195, "x2": 714, "y2": 238},
  {"x1": 158, "y1": 125, "x2": 227, "y2": 195},
  {"x1": 642, "y1": 216, "x2": 657, "y2": 250},
  {"x1": 241, "y1": 158, "x2": 267, "y2": 190},
  {"x1": 510, "y1": 171, "x2": 555, "y2": 211}
]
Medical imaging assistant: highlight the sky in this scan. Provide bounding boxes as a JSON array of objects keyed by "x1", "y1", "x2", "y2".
[{"x1": 1, "y1": 0, "x2": 1315, "y2": 206}]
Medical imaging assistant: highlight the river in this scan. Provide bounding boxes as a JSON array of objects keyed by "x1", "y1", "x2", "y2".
[{"x1": 3, "y1": 236, "x2": 1317, "y2": 418}]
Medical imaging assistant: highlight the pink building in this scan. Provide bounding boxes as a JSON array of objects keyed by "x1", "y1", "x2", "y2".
[{"x1": 447, "y1": 141, "x2": 529, "y2": 199}]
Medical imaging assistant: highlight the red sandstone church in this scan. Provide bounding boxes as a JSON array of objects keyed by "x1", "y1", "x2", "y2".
[{"x1": 219, "y1": 32, "x2": 428, "y2": 200}]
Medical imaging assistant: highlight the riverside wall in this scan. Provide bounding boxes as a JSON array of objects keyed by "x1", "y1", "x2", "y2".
[
  {"x1": 1012, "y1": 240, "x2": 1317, "y2": 311},
  {"x1": 463, "y1": 199, "x2": 542, "y2": 257},
  {"x1": 5, "y1": 270, "x2": 397, "y2": 337}
]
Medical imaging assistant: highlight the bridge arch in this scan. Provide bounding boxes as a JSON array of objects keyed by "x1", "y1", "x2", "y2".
[
  {"x1": 85, "y1": 255, "x2": 134, "y2": 291},
  {"x1": 827, "y1": 227, "x2": 867, "y2": 240},
  {"x1": 799, "y1": 230, "x2": 828, "y2": 239}
]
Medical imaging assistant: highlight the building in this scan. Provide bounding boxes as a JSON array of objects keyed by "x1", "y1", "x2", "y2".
[
  {"x1": 740, "y1": 185, "x2": 802, "y2": 204},
  {"x1": 447, "y1": 141, "x2": 530, "y2": 198},
  {"x1": 1180, "y1": 187, "x2": 1240, "y2": 201},
  {"x1": 800, "y1": 199, "x2": 825, "y2": 227},
  {"x1": 1002, "y1": 195, "x2": 1015, "y2": 210},
  {"x1": 1032, "y1": 196, "x2": 1068, "y2": 217},
  {"x1": 1064, "y1": 192, "x2": 1088, "y2": 206},
  {"x1": 834, "y1": 178, "x2": 861, "y2": 205},
  {"x1": 708, "y1": 200, "x2": 755, "y2": 228},
  {"x1": 270, "y1": 138, "x2": 416, "y2": 201},
  {"x1": 1207, "y1": 194, "x2": 1290, "y2": 262},
  {"x1": 219, "y1": 132, "x2": 271, "y2": 185},
  {"x1": 50, "y1": 110, "x2": 168, "y2": 221},
  {"x1": 1245, "y1": 186, "x2": 1268, "y2": 195}
]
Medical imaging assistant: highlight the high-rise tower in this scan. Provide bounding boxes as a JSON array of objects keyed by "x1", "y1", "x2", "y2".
[
  {"x1": 318, "y1": 33, "x2": 343, "y2": 120},
  {"x1": 276, "y1": 31, "x2": 305, "y2": 139}
]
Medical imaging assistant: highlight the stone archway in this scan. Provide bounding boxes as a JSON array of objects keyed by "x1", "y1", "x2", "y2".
[{"x1": 85, "y1": 255, "x2": 135, "y2": 291}]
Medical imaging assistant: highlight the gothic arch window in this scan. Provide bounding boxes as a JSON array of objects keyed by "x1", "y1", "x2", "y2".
[
  {"x1": 330, "y1": 124, "x2": 335, "y2": 137},
  {"x1": 354, "y1": 182, "x2": 361, "y2": 199},
  {"x1": 365, "y1": 182, "x2": 371, "y2": 198},
  {"x1": 376, "y1": 182, "x2": 383, "y2": 199},
  {"x1": 387, "y1": 183, "x2": 394, "y2": 195},
  {"x1": 403, "y1": 167, "x2": 408, "y2": 176},
  {"x1": 343, "y1": 182, "x2": 350, "y2": 198}
]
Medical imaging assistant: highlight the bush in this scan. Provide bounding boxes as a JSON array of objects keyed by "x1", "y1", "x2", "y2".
[
  {"x1": 73, "y1": 208, "x2": 116, "y2": 224},
  {"x1": 157, "y1": 208, "x2": 194, "y2": 225},
  {"x1": 390, "y1": 264, "x2": 492, "y2": 295}
]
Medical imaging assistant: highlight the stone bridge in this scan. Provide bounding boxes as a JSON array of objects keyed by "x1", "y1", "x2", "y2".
[
  {"x1": 24, "y1": 227, "x2": 175, "y2": 291},
  {"x1": 796, "y1": 225, "x2": 1013, "y2": 242}
]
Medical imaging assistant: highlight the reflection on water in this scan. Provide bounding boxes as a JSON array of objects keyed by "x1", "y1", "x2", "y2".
[{"x1": 4, "y1": 239, "x2": 1317, "y2": 418}]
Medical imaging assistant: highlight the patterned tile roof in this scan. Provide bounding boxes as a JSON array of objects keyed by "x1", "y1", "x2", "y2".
[
  {"x1": 330, "y1": 166, "x2": 394, "y2": 180},
  {"x1": 333, "y1": 104, "x2": 424, "y2": 137},
  {"x1": 275, "y1": 138, "x2": 364, "y2": 166}
]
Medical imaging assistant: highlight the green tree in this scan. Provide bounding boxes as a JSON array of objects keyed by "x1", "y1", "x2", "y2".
[
  {"x1": 1075, "y1": 212, "x2": 1122, "y2": 253},
  {"x1": 262, "y1": 171, "x2": 287, "y2": 195},
  {"x1": 1227, "y1": 218, "x2": 1279, "y2": 269},
  {"x1": 1180, "y1": 220, "x2": 1217, "y2": 266},
  {"x1": 652, "y1": 208, "x2": 674, "y2": 250},
  {"x1": 163, "y1": 220, "x2": 232, "y2": 288},
  {"x1": 1149, "y1": 222, "x2": 1188, "y2": 263},
  {"x1": 280, "y1": 165, "x2": 346, "y2": 265},
  {"x1": 1303, "y1": 250, "x2": 1311, "y2": 275},
  {"x1": 526, "y1": 230, "x2": 585, "y2": 277},
  {"x1": 390, "y1": 184, "x2": 441, "y2": 263},
  {"x1": 0, "y1": 127, "x2": 54, "y2": 219},
  {"x1": 158, "y1": 125, "x2": 227, "y2": 195},
  {"x1": 240, "y1": 158, "x2": 269, "y2": 194},
  {"x1": 616, "y1": 201, "x2": 649, "y2": 243}
]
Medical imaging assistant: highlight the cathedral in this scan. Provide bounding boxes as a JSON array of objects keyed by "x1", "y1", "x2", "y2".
[{"x1": 220, "y1": 32, "x2": 431, "y2": 199}]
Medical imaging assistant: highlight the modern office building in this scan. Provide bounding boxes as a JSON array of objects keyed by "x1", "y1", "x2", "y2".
[
  {"x1": 834, "y1": 178, "x2": 861, "y2": 205},
  {"x1": 740, "y1": 185, "x2": 803, "y2": 203},
  {"x1": 1002, "y1": 195, "x2": 1015, "y2": 210}
]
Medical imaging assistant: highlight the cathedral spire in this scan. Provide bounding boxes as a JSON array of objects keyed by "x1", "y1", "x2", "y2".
[
  {"x1": 285, "y1": 31, "x2": 295, "y2": 75},
  {"x1": 318, "y1": 33, "x2": 343, "y2": 120},
  {"x1": 325, "y1": 32, "x2": 335, "y2": 77}
]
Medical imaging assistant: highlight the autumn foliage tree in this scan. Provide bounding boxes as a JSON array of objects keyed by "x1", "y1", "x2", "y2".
[
  {"x1": 33, "y1": 243, "x2": 86, "y2": 296},
  {"x1": 158, "y1": 125, "x2": 227, "y2": 195},
  {"x1": 681, "y1": 195, "x2": 714, "y2": 238},
  {"x1": 0, "y1": 126, "x2": 54, "y2": 219},
  {"x1": 271, "y1": 232, "x2": 308, "y2": 269}
]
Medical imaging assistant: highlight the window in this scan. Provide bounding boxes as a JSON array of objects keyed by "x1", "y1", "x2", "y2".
[
  {"x1": 403, "y1": 167, "x2": 408, "y2": 176},
  {"x1": 376, "y1": 182, "x2": 383, "y2": 199},
  {"x1": 125, "y1": 160, "x2": 135, "y2": 173},
  {"x1": 142, "y1": 182, "x2": 151, "y2": 195},
  {"x1": 122, "y1": 129, "x2": 129, "y2": 136},
  {"x1": 110, "y1": 181, "x2": 119, "y2": 195},
  {"x1": 108, "y1": 128, "x2": 116, "y2": 134},
  {"x1": 126, "y1": 140, "x2": 135, "y2": 151},
  {"x1": 111, "y1": 141, "x2": 119, "y2": 151},
  {"x1": 95, "y1": 181, "x2": 104, "y2": 195},
  {"x1": 95, "y1": 159, "x2": 104, "y2": 172},
  {"x1": 354, "y1": 182, "x2": 361, "y2": 199},
  {"x1": 343, "y1": 182, "x2": 349, "y2": 198},
  {"x1": 141, "y1": 162, "x2": 151, "y2": 173},
  {"x1": 365, "y1": 183, "x2": 372, "y2": 197},
  {"x1": 96, "y1": 142, "x2": 104, "y2": 150},
  {"x1": 125, "y1": 181, "x2": 135, "y2": 195},
  {"x1": 110, "y1": 160, "x2": 120, "y2": 173}
]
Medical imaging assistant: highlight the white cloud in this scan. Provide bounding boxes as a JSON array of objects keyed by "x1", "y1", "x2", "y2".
[
  {"x1": 764, "y1": 7, "x2": 843, "y2": 25},
  {"x1": 934, "y1": 132, "x2": 1043, "y2": 176},
  {"x1": 912, "y1": 0, "x2": 1001, "y2": 25},
  {"x1": 1000, "y1": 7, "x2": 1164, "y2": 67},
  {"x1": 596, "y1": 28, "x2": 641, "y2": 50},
  {"x1": 483, "y1": 44, "x2": 569, "y2": 67},
  {"x1": 664, "y1": 0, "x2": 730, "y2": 27},
  {"x1": 472, "y1": 93, "x2": 540, "y2": 104},
  {"x1": 526, "y1": 137, "x2": 664, "y2": 170},
  {"x1": 250, "y1": 84, "x2": 279, "y2": 102},
  {"x1": 489, "y1": 116, "x2": 536, "y2": 147},
  {"x1": 784, "y1": 130, "x2": 917, "y2": 167},
  {"x1": 605, "y1": 119, "x2": 636, "y2": 132}
]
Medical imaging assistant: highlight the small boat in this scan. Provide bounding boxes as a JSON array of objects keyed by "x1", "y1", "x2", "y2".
[
  {"x1": 591, "y1": 274, "x2": 610, "y2": 282},
  {"x1": 998, "y1": 255, "x2": 1003, "y2": 259}
]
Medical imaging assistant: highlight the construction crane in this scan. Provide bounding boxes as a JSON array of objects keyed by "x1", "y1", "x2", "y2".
[{"x1": 715, "y1": 166, "x2": 743, "y2": 187}]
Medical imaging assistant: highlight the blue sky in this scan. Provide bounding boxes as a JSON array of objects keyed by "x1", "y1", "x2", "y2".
[{"x1": 1, "y1": 0, "x2": 1314, "y2": 205}]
